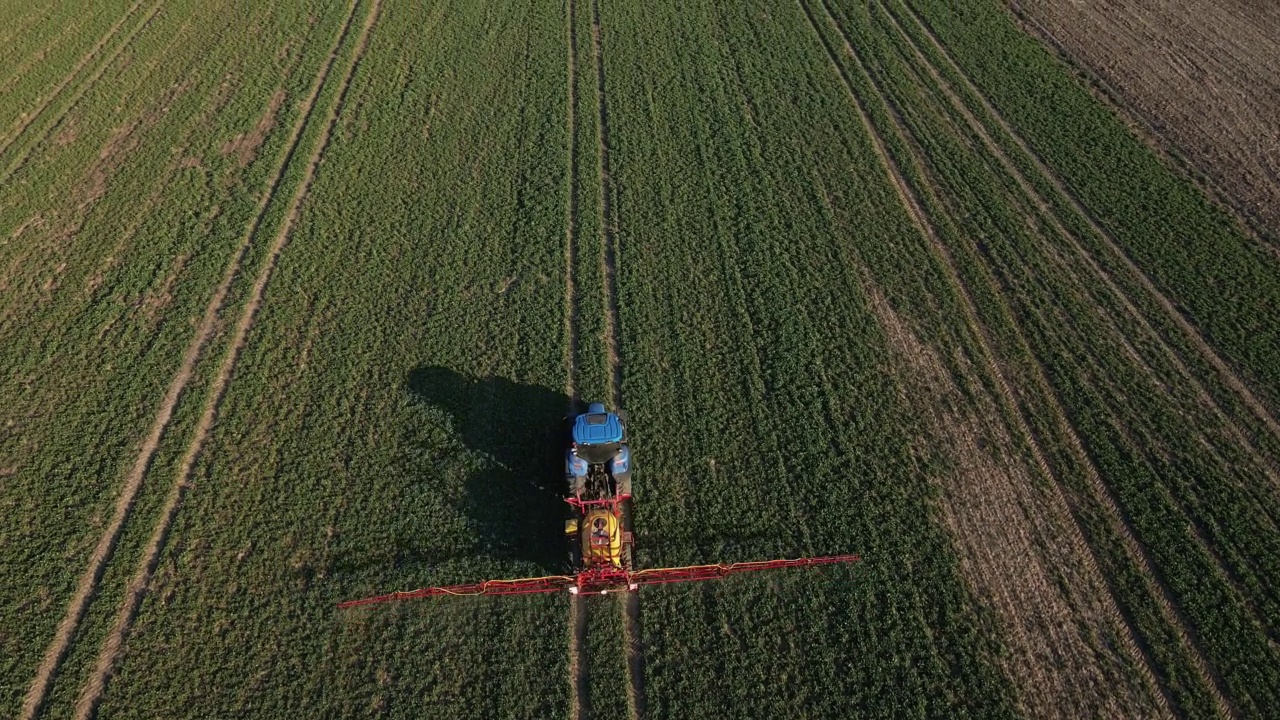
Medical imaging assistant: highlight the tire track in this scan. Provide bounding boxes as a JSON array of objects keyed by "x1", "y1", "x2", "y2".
[
  {"x1": 1096, "y1": 383, "x2": 1280, "y2": 654},
  {"x1": 874, "y1": 0, "x2": 1280, "y2": 493},
  {"x1": 587, "y1": 1, "x2": 642, "y2": 716},
  {"x1": 72, "y1": 1, "x2": 382, "y2": 716},
  {"x1": 886, "y1": 0, "x2": 1280, "y2": 444},
  {"x1": 15, "y1": 3, "x2": 367, "y2": 719},
  {"x1": 802, "y1": 1, "x2": 1235, "y2": 715},
  {"x1": 564, "y1": 0, "x2": 588, "y2": 715},
  {"x1": 568, "y1": 596, "x2": 588, "y2": 720},
  {"x1": 866, "y1": 283, "x2": 1160, "y2": 718},
  {"x1": 875, "y1": 0, "x2": 1280, "y2": 635},
  {"x1": 0, "y1": 0, "x2": 153, "y2": 170},
  {"x1": 590, "y1": 0, "x2": 623, "y2": 410},
  {"x1": 564, "y1": 0, "x2": 582, "y2": 413},
  {"x1": 9, "y1": 13, "x2": 260, "y2": 711},
  {"x1": 880, "y1": 0, "x2": 1280, "y2": 640},
  {"x1": 0, "y1": 1, "x2": 140, "y2": 150},
  {"x1": 797, "y1": 0, "x2": 1181, "y2": 715}
]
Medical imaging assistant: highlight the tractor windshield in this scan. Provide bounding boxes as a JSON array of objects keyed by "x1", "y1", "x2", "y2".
[{"x1": 576, "y1": 442, "x2": 620, "y2": 465}]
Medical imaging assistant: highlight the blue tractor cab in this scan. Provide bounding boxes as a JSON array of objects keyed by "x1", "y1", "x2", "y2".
[{"x1": 567, "y1": 402, "x2": 632, "y2": 499}]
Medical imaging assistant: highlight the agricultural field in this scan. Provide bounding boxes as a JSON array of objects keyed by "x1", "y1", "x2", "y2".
[
  {"x1": 1009, "y1": 0, "x2": 1280, "y2": 244},
  {"x1": 1, "y1": 0, "x2": 1277, "y2": 718}
]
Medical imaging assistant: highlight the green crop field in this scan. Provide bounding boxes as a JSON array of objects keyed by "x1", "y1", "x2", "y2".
[{"x1": 2, "y1": 0, "x2": 1278, "y2": 717}]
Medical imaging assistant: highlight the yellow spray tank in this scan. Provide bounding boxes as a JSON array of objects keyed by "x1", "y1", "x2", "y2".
[{"x1": 579, "y1": 508, "x2": 622, "y2": 568}]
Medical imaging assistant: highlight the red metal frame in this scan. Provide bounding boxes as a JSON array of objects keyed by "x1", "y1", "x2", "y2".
[
  {"x1": 564, "y1": 495, "x2": 629, "y2": 513},
  {"x1": 338, "y1": 576, "x2": 576, "y2": 609},
  {"x1": 338, "y1": 457, "x2": 859, "y2": 609},
  {"x1": 628, "y1": 555, "x2": 861, "y2": 587},
  {"x1": 337, "y1": 554, "x2": 860, "y2": 608}
]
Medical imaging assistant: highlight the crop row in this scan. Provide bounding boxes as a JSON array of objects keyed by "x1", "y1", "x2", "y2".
[
  {"x1": 85, "y1": 0, "x2": 577, "y2": 717},
  {"x1": 600, "y1": 0, "x2": 1019, "y2": 716},
  {"x1": 901, "y1": 0, "x2": 1280, "y2": 416},
  {"x1": 0, "y1": 1, "x2": 358, "y2": 716},
  {"x1": 0, "y1": 0, "x2": 137, "y2": 151},
  {"x1": 823, "y1": 0, "x2": 1280, "y2": 713},
  {"x1": 6, "y1": 0, "x2": 1275, "y2": 715},
  {"x1": 808, "y1": 3, "x2": 1212, "y2": 713}
]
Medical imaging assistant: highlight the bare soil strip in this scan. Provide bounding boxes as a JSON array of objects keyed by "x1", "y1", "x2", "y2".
[
  {"x1": 221, "y1": 88, "x2": 287, "y2": 168},
  {"x1": 867, "y1": 285, "x2": 1164, "y2": 718},
  {"x1": 888, "y1": 7, "x2": 1280, "y2": 628},
  {"x1": 1007, "y1": 0, "x2": 1280, "y2": 246},
  {"x1": 15, "y1": 4, "x2": 367, "y2": 720},
  {"x1": 800, "y1": 0, "x2": 1179, "y2": 714},
  {"x1": 564, "y1": 0, "x2": 588, "y2": 716},
  {"x1": 880, "y1": 5, "x2": 1280, "y2": 640},
  {"x1": 873, "y1": 1, "x2": 1280, "y2": 497},
  {"x1": 891, "y1": 0, "x2": 1280, "y2": 444},
  {"x1": 0, "y1": 0, "x2": 151, "y2": 167},
  {"x1": 813, "y1": 1, "x2": 1239, "y2": 714},
  {"x1": 72, "y1": 1, "x2": 382, "y2": 716}
]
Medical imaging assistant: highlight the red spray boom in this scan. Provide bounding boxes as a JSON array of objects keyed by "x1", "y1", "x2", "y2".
[{"x1": 338, "y1": 554, "x2": 860, "y2": 609}]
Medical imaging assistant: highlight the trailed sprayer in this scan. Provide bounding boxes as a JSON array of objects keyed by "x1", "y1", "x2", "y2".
[{"x1": 339, "y1": 404, "x2": 858, "y2": 608}]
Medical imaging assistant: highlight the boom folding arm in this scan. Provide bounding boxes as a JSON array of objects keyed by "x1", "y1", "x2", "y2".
[{"x1": 337, "y1": 554, "x2": 860, "y2": 609}]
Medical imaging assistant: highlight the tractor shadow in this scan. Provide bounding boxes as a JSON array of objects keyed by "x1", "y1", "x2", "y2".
[{"x1": 405, "y1": 366, "x2": 576, "y2": 574}]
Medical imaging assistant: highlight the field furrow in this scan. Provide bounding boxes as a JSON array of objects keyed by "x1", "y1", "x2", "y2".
[
  {"x1": 870, "y1": 0, "x2": 1280, "y2": 610},
  {"x1": 567, "y1": 596, "x2": 587, "y2": 719},
  {"x1": 71, "y1": 1, "x2": 383, "y2": 716},
  {"x1": 0, "y1": 0, "x2": 163, "y2": 185},
  {"x1": 78, "y1": 1, "x2": 575, "y2": 716},
  {"x1": 903, "y1": 1, "x2": 1280, "y2": 417},
  {"x1": 0, "y1": 1, "x2": 138, "y2": 156},
  {"x1": 845, "y1": 1, "x2": 1280, "y2": 713},
  {"x1": 590, "y1": 0, "x2": 623, "y2": 413},
  {"x1": 0, "y1": 14, "x2": 89, "y2": 101},
  {"x1": 802, "y1": 1, "x2": 1173, "y2": 714},
  {"x1": 1006, "y1": 0, "x2": 1280, "y2": 248},
  {"x1": 871, "y1": 2, "x2": 1280, "y2": 712},
  {"x1": 601, "y1": 0, "x2": 1014, "y2": 716},
  {"x1": 841, "y1": 19, "x2": 1225, "y2": 720},
  {"x1": 562, "y1": 0, "x2": 582, "y2": 410},
  {"x1": 562, "y1": 0, "x2": 591, "y2": 715},
  {"x1": 2, "y1": 5, "x2": 373, "y2": 717},
  {"x1": 17, "y1": 0, "x2": 364, "y2": 714},
  {"x1": 0, "y1": 12, "x2": 208, "y2": 310},
  {"x1": 4, "y1": 0, "x2": 1278, "y2": 715},
  {"x1": 873, "y1": 0, "x2": 1280, "y2": 493},
  {"x1": 585, "y1": 0, "x2": 644, "y2": 715},
  {"x1": 887, "y1": 0, "x2": 1280, "y2": 451},
  {"x1": 866, "y1": 283, "x2": 1169, "y2": 718}
]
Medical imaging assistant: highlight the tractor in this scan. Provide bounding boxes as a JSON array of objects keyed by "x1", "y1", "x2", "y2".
[
  {"x1": 338, "y1": 404, "x2": 858, "y2": 605},
  {"x1": 563, "y1": 402, "x2": 633, "y2": 575},
  {"x1": 565, "y1": 402, "x2": 632, "y2": 501}
]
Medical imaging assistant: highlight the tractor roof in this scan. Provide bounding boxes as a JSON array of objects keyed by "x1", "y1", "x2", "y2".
[{"x1": 573, "y1": 411, "x2": 624, "y2": 445}]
